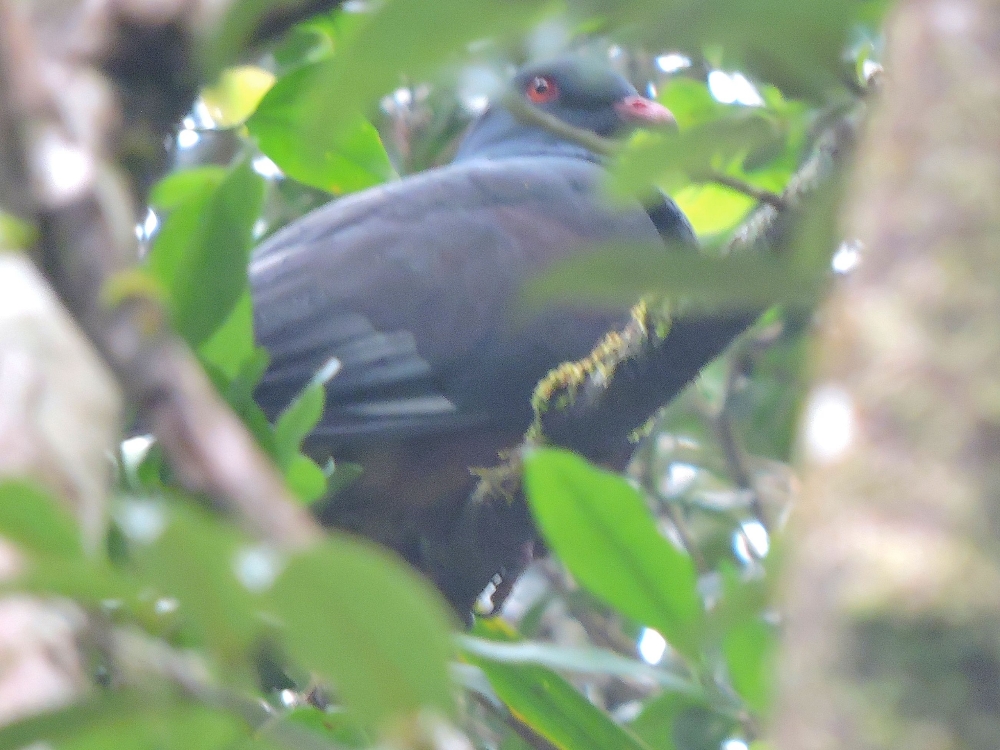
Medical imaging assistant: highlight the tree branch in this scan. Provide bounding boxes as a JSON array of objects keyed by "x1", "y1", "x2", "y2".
[{"x1": 0, "y1": 0, "x2": 322, "y2": 550}]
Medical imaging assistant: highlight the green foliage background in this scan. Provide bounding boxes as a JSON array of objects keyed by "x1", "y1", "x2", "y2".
[{"x1": 0, "y1": 1, "x2": 886, "y2": 749}]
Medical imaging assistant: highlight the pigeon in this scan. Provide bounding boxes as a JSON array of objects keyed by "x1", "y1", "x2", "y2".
[{"x1": 250, "y1": 57, "x2": 752, "y2": 614}]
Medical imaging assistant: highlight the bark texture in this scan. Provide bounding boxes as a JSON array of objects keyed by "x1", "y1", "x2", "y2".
[{"x1": 773, "y1": 1, "x2": 1000, "y2": 748}]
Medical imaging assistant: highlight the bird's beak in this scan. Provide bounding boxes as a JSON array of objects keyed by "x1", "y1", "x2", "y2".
[{"x1": 614, "y1": 95, "x2": 677, "y2": 129}]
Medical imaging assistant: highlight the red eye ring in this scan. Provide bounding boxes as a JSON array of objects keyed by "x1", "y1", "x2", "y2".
[{"x1": 526, "y1": 75, "x2": 558, "y2": 104}]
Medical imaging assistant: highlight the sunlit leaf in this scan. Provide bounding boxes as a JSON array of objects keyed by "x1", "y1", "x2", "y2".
[
  {"x1": 201, "y1": 65, "x2": 275, "y2": 127},
  {"x1": 658, "y1": 79, "x2": 730, "y2": 130},
  {"x1": 523, "y1": 449, "x2": 702, "y2": 659},
  {"x1": 673, "y1": 183, "x2": 755, "y2": 237}
]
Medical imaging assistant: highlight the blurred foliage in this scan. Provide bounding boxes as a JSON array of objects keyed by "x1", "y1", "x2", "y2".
[
  {"x1": 0, "y1": 211, "x2": 37, "y2": 250},
  {"x1": 0, "y1": 0, "x2": 888, "y2": 749}
]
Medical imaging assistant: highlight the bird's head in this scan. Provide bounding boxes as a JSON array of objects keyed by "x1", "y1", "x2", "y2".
[
  {"x1": 513, "y1": 58, "x2": 675, "y2": 137},
  {"x1": 453, "y1": 56, "x2": 675, "y2": 162}
]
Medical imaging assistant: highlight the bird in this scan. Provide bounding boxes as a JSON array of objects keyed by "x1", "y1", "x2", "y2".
[{"x1": 250, "y1": 56, "x2": 753, "y2": 615}]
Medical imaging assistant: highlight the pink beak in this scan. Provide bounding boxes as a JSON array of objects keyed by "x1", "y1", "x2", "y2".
[{"x1": 614, "y1": 95, "x2": 677, "y2": 128}]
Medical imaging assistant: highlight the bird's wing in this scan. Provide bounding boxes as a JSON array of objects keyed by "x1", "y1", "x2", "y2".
[
  {"x1": 250, "y1": 156, "x2": 664, "y2": 443},
  {"x1": 646, "y1": 189, "x2": 697, "y2": 248}
]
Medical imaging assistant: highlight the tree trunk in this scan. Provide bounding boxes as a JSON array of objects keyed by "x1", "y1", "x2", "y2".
[{"x1": 772, "y1": 1, "x2": 1000, "y2": 748}]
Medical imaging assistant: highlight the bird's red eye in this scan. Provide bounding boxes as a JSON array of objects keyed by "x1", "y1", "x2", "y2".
[{"x1": 526, "y1": 75, "x2": 558, "y2": 104}]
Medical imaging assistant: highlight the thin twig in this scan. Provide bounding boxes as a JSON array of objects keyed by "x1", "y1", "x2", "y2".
[{"x1": 699, "y1": 171, "x2": 788, "y2": 210}]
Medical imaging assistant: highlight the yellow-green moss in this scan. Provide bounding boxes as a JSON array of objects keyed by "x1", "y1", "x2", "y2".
[{"x1": 527, "y1": 298, "x2": 672, "y2": 443}]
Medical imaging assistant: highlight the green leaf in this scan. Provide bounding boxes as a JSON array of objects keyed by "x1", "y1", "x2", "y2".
[
  {"x1": 200, "y1": 65, "x2": 275, "y2": 128},
  {"x1": 521, "y1": 243, "x2": 824, "y2": 314},
  {"x1": 272, "y1": 535, "x2": 455, "y2": 726},
  {"x1": 0, "y1": 692, "x2": 250, "y2": 750},
  {"x1": 672, "y1": 183, "x2": 755, "y2": 237},
  {"x1": 274, "y1": 382, "x2": 325, "y2": 470},
  {"x1": 0, "y1": 485, "x2": 138, "y2": 604},
  {"x1": 615, "y1": 0, "x2": 860, "y2": 99},
  {"x1": 630, "y1": 693, "x2": 736, "y2": 750},
  {"x1": 149, "y1": 166, "x2": 226, "y2": 211},
  {"x1": 285, "y1": 453, "x2": 327, "y2": 504},
  {"x1": 146, "y1": 161, "x2": 265, "y2": 347},
  {"x1": 268, "y1": 0, "x2": 545, "y2": 149},
  {"x1": 730, "y1": 320, "x2": 810, "y2": 459},
  {"x1": 221, "y1": 347, "x2": 277, "y2": 457},
  {"x1": 0, "y1": 481, "x2": 80, "y2": 559},
  {"x1": 657, "y1": 79, "x2": 730, "y2": 131},
  {"x1": 205, "y1": 0, "x2": 363, "y2": 74},
  {"x1": 458, "y1": 635, "x2": 700, "y2": 695},
  {"x1": 270, "y1": 359, "x2": 339, "y2": 501},
  {"x1": 467, "y1": 620, "x2": 651, "y2": 750},
  {"x1": 278, "y1": 705, "x2": 372, "y2": 747},
  {"x1": 714, "y1": 558, "x2": 771, "y2": 634},
  {"x1": 247, "y1": 62, "x2": 395, "y2": 195},
  {"x1": 723, "y1": 619, "x2": 776, "y2": 713},
  {"x1": 523, "y1": 449, "x2": 702, "y2": 659},
  {"x1": 613, "y1": 115, "x2": 777, "y2": 194},
  {"x1": 120, "y1": 498, "x2": 265, "y2": 657},
  {"x1": 0, "y1": 692, "x2": 143, "y2": 750},
  {"x1": 198, "y1": 291, "x2": 256, "y2": 380},
  {"x1": 672, "y1": 704, "x2": 738, "y2": 750},
  {"x1": 269, "y1": 24, "x2": 334, "y2": 72}
]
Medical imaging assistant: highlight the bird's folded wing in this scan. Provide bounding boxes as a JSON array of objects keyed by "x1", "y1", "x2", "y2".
[{"x1": 250, "y1": 156, "x2": 665, "y2": 443}]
